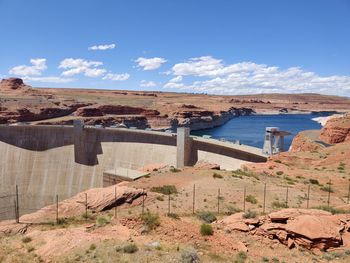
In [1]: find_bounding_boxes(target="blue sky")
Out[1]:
[1,0,350,95]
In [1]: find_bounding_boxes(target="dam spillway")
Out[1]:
[0,123,267,219]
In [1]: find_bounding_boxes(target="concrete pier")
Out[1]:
[176,127,192,168]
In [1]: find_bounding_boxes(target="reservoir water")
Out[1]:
[192,114,328,150]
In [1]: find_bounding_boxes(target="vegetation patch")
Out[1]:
[245,194,258,204]
[234,251,247,263]
[140,211,160,231]
[169,166,181,173]
[309,178,320,185]
[22,236,32,243]
[271,200,288,209]
[116,243,139,254]
[233,169,259,180]
[197,211,217,223]
[200,223,213,236]
[212,172,223,179]
[96,216,111,227]
[314,205,348,214]
[276,171,284,176]
[180,247,200,263]
[167,212,180,220]
[226,205,242,215]
[151,185,178,195]
[243,209,257,219]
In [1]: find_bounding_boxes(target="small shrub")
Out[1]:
[212,172,223,179]
[233,169,259,180]
[151,185,178,195]
[309,178,320,185]
[200,223,213,236]
[320,185,334,193]
[314,205,348,214]
[262,257,269,262]
[276,171,284,176]
[274,160,282,164]
[234,251,247,263]
[57,218,67,225]
[243,209,257,219]
[167,212,180,220]
[96,216,110,227]
[271,200,288,209]
[22,236,32,243]
[122,243,138,254]
[170,166,181,173]
[245,195,258,204]
[180,247,200,263]
[156,195,164,201]
[27,246,35,253]
[89,244,96,250]
[197,211,217,223]
[140,211,160,231]
[226,205,242,215]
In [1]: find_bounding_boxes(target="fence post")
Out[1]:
[263,183,266,214]
[13,199,17,223]
[168,192,171,215]
[15,185,19,223]
[192,184,196,214]
[307,184,310,209]
[217,188,220,214]
[142,188,145,215]
[85,193,88,219]
[327,179,331,207]
[243,187,246,212]
[285,186,289,207]
[56,194,59,224]
[114,186,118,218]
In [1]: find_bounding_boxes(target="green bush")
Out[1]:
[170,166,181,173]
[245,195,258,204]
[320,185,334,193]
[233,169,259,180]
[309,178,320,185]
[181,248,200,263]
[89,244,96,250]
[212,172,223,179]
[234,251,247,263]
[151,185,178,195]
[121,243,138,254]
[22,236,32,243]
[167,212,180,220]
[226,205,242,215]
[197,211,217,223]
[96,216,110,227]
[140,211,160,230]
[200,223,213,236]
[243,209,257,219]
[314,205,348,215]
[271,200,288,209]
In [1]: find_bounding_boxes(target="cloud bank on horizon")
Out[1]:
[5,46,350,96]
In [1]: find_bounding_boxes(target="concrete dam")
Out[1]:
[0,123,267,219]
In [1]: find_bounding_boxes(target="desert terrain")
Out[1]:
[0,114,350,262]
[1,78,350,130]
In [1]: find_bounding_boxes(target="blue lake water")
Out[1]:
[191,114,328,149]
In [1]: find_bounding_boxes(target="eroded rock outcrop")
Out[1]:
[320,114,350,144]
[0,78,30,91]
[76,104,160,117]
[217,208,350,251]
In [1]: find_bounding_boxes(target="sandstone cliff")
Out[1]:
[319,114,350,144]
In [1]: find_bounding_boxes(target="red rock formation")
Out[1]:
[320,114,350,144]
[76,105,160,117]
[0,78,30,91]
[289,132,325,152]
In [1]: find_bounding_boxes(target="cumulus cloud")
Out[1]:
[88,43,116,51]
[164,56,350,95]
[140,80,156,87]
[24,76,75,83]
[9,58,47,76]
[59,58,105,77]
[103,73,130,81]
[135,57,167,70]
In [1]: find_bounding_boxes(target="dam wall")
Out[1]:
[0,124,266,219]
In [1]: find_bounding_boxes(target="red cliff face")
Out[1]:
[75,105,160,117]
[319,115,350,144]
[0,78,30,91]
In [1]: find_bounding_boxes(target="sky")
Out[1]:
[1,0,350,96]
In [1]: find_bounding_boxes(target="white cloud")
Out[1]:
[88,43,116,51]
[135,57,167,70]
[9,58,47,76]
[164,56,350,95]
[23,76,75,83]
[169,75,182,83]
[103,73,130,81]
[59,58,105,77]
[140,80,156,87]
